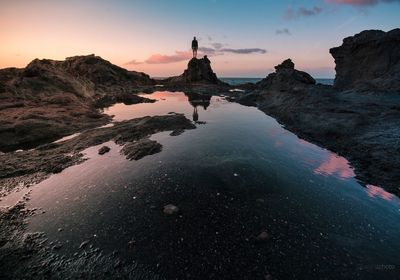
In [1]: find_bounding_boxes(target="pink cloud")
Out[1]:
[124,59,143,65]
[145,51,192,64]
[139,45,267,65]
[314,154,355,179]
[326,0,399,6]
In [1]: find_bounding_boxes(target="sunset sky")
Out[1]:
[1,0,399,78]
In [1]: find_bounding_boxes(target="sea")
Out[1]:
[154,77,334,86]
[219,77,334,86]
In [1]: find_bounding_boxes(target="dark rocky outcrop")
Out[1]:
[0,55,156,152]
[236,49,400,196]
[98,146,110,155]
[330,29,400,91]
[121,138,162,160]
[12,54,155,99]
[256,59,315,91]
[165,56,227,85]
[238,59,316,106]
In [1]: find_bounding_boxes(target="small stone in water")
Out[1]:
[98,146,111,155]
[163,204,179,215]
[256,231,271,241]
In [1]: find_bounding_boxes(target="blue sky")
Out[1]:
[1,0,399,77]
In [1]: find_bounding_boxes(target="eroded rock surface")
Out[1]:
[0,55,156,152]
[330,29,400,91]
[121,139,162,160]
[165,56,227,86]
[256,59,315,91]
[98,146,111,155]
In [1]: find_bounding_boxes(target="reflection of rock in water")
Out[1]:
[184,92,211,122]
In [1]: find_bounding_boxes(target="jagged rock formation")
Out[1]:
[236,36,400,196]
[0,54,154,100]
[0,55,155,151]
[256,59,315,91]
[165,56,225,85]
[330,29,400,91]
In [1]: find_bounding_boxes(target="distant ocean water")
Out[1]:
[153,77,334,86]
[219,77,334,86]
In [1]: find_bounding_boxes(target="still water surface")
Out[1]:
[23,91,399,278]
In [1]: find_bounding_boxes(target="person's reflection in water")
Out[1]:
[192,107,198,122]
[185,92,211,123]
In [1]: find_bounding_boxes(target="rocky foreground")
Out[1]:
[0,54,156,152]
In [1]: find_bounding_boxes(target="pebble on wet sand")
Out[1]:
[163,204,179,215]
[256,231,271,242]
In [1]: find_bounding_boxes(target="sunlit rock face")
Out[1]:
[256,59,316,91]
[18,54,155,98]
[166,56,225,85]
[330,28,400,92]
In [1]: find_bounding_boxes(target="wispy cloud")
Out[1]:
[326,0,399,6]
[144,51,192,64]
[299,6,322,16]
[211,42,224,49]
[198,47,217,54]
[276,28,291,35]
[220,48,267,54]
[199,46,267,55]
[127,45,267,65]
[124,59,143,65]
[284,6,322,20]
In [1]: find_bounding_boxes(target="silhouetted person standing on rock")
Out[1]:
[192,36,198,58]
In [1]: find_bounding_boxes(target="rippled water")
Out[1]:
[18,91,400,279]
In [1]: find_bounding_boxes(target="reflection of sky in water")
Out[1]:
[314,154,354,179]
[53,133,81,143]
[367,184,396,202]
[11,91,399,274]
[103,91,215,123]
